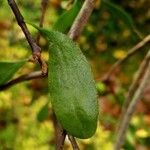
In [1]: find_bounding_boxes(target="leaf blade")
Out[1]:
[37,103,49,122]
[53,0,82,33]
[31,25,99,138]
[0,60,26,85]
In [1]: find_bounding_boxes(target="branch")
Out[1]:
[36,0,48,44]
[7,0,48,74]
[116,49,150,131]
[114,50,150,150]
[52,113,67,150]
[68,0,95,40]
[0,71,46,91]
[103,34,150,81]
[8,0,41,59]
[68,135,80,150]
[56,125,66,150]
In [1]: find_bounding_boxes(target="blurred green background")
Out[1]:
[0,0,150,149]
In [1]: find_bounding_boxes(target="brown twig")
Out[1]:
[114,50,150,150]
[68,135,80,150]
[36,0,48,44]
[8,0,41,60]
[68,0,96,40]
[0,71,46,91]
[116,49,150,131]
[103,34,150,81]
[52,113,67,150]
[8,0,48,75]
[56,125,66,150]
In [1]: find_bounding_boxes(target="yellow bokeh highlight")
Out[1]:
[136,129,149,138]
[113,50,127,59]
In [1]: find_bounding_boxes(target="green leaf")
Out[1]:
[53,0,82,33]
[37,103,49,122]
[96,82,106,94]
[0,60,26,85]
[32,25,99,139]
[102,0,142,38]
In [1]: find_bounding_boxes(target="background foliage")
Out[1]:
[0,0,150,149]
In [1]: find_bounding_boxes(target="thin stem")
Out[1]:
[114,50,150,150]
[8,0,48,75]
[0,71,45,91]
[8,0,41,59]
[52,113,66,150]
[103,34,150,81]
[68,135,80,150]
[36,0,48,44]
[56,125,66,150]
[68,0,96,40]
[117,51,150,131]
